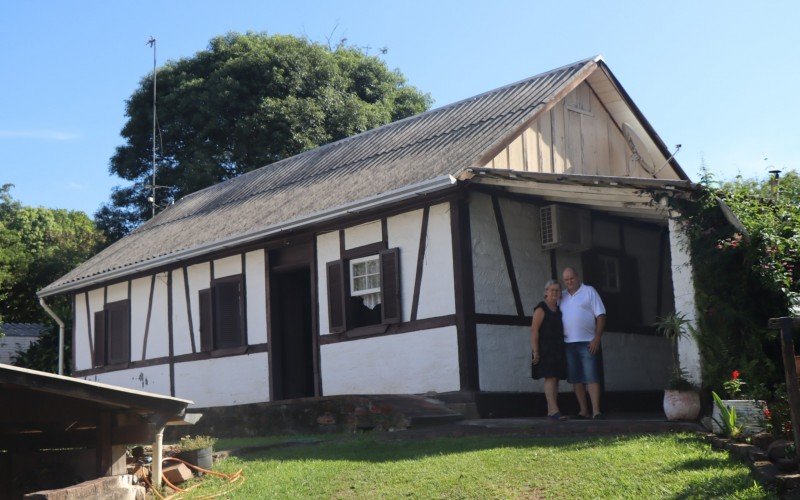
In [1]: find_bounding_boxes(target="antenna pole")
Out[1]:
[147,36,157,218]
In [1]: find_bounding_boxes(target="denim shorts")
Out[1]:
[565,342,601,384]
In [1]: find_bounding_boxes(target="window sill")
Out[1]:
[345,324,389,339]
[210,345,248,357]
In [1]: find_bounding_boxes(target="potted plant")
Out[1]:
[176,435,216,470]
[710,370,766,436]
[655,312,701,421]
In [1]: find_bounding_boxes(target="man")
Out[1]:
[560,267,606,419]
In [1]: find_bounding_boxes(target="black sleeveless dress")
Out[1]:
[531,301,567,380]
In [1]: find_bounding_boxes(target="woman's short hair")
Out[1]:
[544,279,561,293]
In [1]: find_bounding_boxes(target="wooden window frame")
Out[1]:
[327,242,401,337]
[199,274,247,355]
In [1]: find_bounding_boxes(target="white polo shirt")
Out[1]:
[561,284,606,343]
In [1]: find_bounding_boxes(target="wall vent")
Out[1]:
[539,205,592,251]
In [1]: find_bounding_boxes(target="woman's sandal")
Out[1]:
[547,412,567,421]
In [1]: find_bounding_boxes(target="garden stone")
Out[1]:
[775,458,798,473]
[768,439,790,461]
[751,432,775,450]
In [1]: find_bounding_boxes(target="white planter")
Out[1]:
[663,389,701,421]
[711,399,766,435]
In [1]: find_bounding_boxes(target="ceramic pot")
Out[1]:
[663,389,701,421]
[711,399,766,435]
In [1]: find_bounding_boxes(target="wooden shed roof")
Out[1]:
[40,56,686,297]
[0,364,191,451]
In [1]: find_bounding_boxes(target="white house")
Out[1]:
[39,56,701,414]
[0,323,46,365]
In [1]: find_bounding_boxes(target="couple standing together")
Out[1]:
[531,267,606,421]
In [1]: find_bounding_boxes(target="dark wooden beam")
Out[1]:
[410,206,430,322]
[492,195,524,317]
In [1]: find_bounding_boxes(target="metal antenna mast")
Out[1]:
[147,36,157,218]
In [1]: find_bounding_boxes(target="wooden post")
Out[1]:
[772,317,800,462]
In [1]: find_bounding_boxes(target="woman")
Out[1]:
[531,279,568,420]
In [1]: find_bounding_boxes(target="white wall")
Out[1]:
[602,332,671,390]
[669,218,702,385]
[321,327,460,394]
[477,324,672,392]
[471,193,516,315]
[174,353,270,407]
[387,209,424,322]
[83,364,171,398]
[147,273,170,359]
[106,282,128,303]
[245,250,268,344]
[415,203,456,318]
[0,336,39,365]
[316,230,341,336]
[171,268,192,356]
[130,277,151,362]
[213,255,241,279]
[186,263,211,351]
[345,220,382,249]
[499,197,551,315]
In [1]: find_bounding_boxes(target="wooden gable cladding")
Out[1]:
[485,80,680,180]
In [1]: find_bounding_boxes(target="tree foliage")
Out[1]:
[0,184,106,372]
[665,169,800,393]
[96,32,432,240]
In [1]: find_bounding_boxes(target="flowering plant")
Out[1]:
[722,370,746,399]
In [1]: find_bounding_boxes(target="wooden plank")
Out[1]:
[581,113,598,175]
[410,206,430,322]
[521,127,530,172]
[552,102,566,173]
[141,275,155,360]
[182,266,197,354]
[508,136,524,171]
[450,198,479,391]
[565,104,583,174]
[769,317,800,329]
[608,119,628,176]
[492,196,524,317]
[590,91,611,175]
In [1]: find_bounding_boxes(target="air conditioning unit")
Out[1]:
[539,205,592,251]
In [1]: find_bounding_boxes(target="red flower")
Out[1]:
[764,409,772,419]
[732,370,740,380]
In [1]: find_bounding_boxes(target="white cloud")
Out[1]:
[0,130,79,140]
[66,181,84,190]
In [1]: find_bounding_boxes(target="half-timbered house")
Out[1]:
[39,56,702,414]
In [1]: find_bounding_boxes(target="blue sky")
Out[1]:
[2,1,797,216]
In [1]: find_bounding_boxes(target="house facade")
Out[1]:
[40,56,701,412]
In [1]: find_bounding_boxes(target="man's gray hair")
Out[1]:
[562,266,579,277]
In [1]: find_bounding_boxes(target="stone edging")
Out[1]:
[700,431,800,495]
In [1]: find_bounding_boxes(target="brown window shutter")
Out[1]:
[326,260,347,333]
[94,310,105,366]
[106,300,130,364]
[199,288,213,352]
[214,279,243,349]
[380,248,401,324]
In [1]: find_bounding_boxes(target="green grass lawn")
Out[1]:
[180,433,772,499]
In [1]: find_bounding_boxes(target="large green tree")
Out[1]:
[0,184,106,372]
[96,32,432,240]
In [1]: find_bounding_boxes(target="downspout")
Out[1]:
[39,298,65,375]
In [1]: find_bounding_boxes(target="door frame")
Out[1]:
[266,239,321,401]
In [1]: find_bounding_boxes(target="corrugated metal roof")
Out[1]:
[41,56,621,296]
[0,323,47,338]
